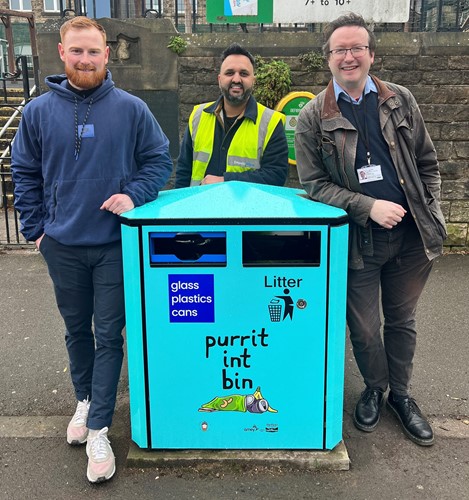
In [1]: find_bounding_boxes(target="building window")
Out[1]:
[9,0,32,10]
[44,0,60,12]
[177,0,197,14]
[146,0,162,9]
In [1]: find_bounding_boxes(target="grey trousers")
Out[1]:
[346,218,434,396]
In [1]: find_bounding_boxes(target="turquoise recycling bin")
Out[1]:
[120,182,348,451]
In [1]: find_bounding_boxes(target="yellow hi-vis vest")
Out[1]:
[189,101,285,186]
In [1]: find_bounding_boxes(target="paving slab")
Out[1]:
[126,440,350,471]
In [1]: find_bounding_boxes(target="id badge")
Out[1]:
[78,124,95,138]
[357,164,383,184]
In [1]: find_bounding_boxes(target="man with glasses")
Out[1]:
[295,13,446,446]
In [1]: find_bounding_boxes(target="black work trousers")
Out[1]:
[346,218,433,396]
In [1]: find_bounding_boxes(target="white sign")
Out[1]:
[226,0,258,16]
[273,0,411,24]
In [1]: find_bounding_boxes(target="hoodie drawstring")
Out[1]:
[74,97,93,160]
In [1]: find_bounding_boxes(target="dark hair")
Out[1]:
[322,12,376,58]
[220,43,255,69]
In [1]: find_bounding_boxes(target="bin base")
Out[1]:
[126,440,350,471]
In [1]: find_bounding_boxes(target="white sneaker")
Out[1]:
[86,427,116,483]
[67,398,90,445]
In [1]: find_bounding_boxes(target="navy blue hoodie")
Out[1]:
[12,70,172,245]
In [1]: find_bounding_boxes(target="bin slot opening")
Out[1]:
[149,232,227,267]
[242,231,321,267]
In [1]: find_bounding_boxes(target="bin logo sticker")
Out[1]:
[201,327,280,434]
[269,288,294,321]
[264,275,307,322]
[268,288,307,322]
[168,274,214,323]
[199,386,277,413]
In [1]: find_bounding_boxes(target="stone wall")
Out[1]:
[36,21,469,251]
[38,18,182,158]
[178,31,469,251]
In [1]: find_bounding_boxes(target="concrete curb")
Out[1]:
[126,440,350,471]
[0,416,349,471]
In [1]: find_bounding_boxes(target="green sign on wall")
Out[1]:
[275,92,316,166]
[207,0,273,23]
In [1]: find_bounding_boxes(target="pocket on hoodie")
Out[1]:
[49,177,123,234]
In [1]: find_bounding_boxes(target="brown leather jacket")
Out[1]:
[295,75,446,269]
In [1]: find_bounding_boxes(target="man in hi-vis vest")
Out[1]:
[175,43,289,188]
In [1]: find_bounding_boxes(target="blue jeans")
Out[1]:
[347,218,433,396]
[40,235,125,429]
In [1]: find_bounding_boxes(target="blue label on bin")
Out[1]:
[168,274,215,323]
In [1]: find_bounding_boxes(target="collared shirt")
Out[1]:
[333,76,377,105]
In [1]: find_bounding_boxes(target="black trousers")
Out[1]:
[347,219,433,396]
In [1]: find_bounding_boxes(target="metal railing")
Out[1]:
[0,83,36,246]
[59,0,88,17]
[58,1,469,32]
[59,0,469,33]
[0,10,41,246]
[0,159,27,246]
[0,58,37,246]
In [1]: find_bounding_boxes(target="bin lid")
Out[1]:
[120,182,348,226]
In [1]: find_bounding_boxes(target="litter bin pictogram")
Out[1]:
[268,299,282,322]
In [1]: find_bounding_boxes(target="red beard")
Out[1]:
[66,64,106,90]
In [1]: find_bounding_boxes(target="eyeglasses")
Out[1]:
[329,46,369,59]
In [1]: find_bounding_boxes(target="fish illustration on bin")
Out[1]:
[199,386,277,413]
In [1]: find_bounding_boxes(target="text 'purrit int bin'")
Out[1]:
[120,182,349,451]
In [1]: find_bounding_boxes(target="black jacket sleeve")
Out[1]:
[174,126,193,188]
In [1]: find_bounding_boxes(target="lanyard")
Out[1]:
[350,91,372,165]
[74,98,93,161]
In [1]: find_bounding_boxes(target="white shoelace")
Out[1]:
[72,399,90,425]
[88,427,111,461]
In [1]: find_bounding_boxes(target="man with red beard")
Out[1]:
[175,43,289,187]
[12,17,172,483]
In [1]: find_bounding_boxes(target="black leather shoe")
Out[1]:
[353,388,384,432]
[387,393,434,446]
